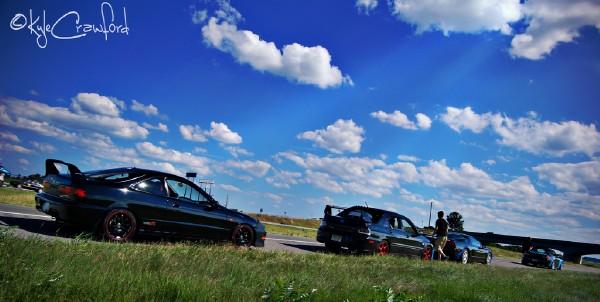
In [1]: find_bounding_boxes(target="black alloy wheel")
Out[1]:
[232,224,254,247]
[103,209,137,242]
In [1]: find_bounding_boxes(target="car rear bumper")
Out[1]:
[35,192,104,228]
[317,227,376,253]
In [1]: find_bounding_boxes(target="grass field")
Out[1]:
[1,229,599,302]
[264,223,317,238]
[249,213,320,229]
[0,187,36,207]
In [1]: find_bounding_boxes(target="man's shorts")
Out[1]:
[435,236,448,251]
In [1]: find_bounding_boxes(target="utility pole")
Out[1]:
[428,201,433,227]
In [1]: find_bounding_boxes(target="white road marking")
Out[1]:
[266,237,323,245]
[0,211,53,220]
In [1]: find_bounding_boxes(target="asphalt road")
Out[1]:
[1,203,599,274]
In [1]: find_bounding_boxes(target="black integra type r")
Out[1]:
[317,205,433,259]
[35,159,266,246]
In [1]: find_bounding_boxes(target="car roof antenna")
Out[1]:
[364,201,369,208]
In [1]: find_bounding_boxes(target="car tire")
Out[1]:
[461,250,469,264]
[102,209,137,242]
[377,240,390,256]
[485,253,492,265]
[232,224,254,247]
[325,242,341,254]
[422,245,433,261]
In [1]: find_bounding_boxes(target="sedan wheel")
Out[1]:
[232,224,254,247]
[485,253,492,265]
[422,245,433,261]
[377,240,390,256]
[103,209,137,242]
[461,250,469,264]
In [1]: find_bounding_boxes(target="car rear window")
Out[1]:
[86,172,142,182]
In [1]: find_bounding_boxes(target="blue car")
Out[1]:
[522,247,564,270]
[439,232,493,264]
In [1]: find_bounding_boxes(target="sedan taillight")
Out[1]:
[59,185,87,200]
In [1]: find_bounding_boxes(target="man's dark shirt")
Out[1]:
[435,218,448,236]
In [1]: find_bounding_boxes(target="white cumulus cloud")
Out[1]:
[131,100,159,116]
[356,0,378,14]
[391,0,522,35]
[179,122,242,144]
[202,17,351,89]
[534,160,600,195]
[371,110,431,130]
[510,0,600,60]
[71,93,123,117]
[441,106,600,157]
[298,119,365,154]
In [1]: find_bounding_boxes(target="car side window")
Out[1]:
[165,179,207,203]
[388,217,400,229]
[399,218,416,235]
[133,177,166,196]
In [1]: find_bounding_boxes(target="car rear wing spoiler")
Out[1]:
[45,159,83,177]
[324,204,347,217]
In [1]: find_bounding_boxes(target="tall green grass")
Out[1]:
[0,187,36,207]
[1,229,598,301]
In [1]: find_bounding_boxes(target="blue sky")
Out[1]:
[1,0,599,243]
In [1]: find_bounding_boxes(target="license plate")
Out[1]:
[331,234,342,242]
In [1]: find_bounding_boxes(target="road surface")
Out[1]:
[1,203,598,274]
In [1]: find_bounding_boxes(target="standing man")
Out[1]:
[434,211,449,260]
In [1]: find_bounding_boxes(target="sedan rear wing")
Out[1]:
[324,204,346,217]
[45,159,83,177]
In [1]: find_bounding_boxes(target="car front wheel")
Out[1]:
[103,209,137,242]
[232,224,254,247]
[485,253,492,265]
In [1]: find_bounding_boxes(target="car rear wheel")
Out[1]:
[461,250,469,264]
[103,209,137,242]
[232,224,254,247]
[377,240,390,256]
[422,245,433,261]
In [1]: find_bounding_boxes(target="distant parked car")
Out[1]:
[35,159,266,246]
[441,232,493,264]
[317,205,433,259]
[522,247,564,270]
[22,180,43,192]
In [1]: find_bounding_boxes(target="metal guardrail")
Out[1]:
[261,221,318,231]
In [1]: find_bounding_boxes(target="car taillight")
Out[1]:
[58,185,86,200]
[74,188,86,199]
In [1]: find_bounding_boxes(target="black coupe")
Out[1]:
[317,205,433,259]
[35,159,266,246]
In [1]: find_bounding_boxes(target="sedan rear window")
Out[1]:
[133,178,166,196]
[87,172,142,182]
